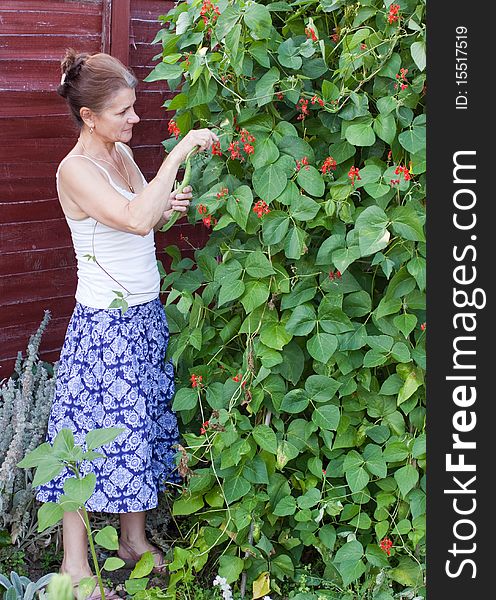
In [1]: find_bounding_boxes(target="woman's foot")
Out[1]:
[117,537,167,574]
[60,564,119,599]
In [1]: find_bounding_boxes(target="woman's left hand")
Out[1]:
[160,186,193,226]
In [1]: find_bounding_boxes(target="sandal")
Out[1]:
[117,538,167,575]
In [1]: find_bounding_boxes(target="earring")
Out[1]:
[89,126,94,134]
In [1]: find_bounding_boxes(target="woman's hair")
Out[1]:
[57,48,138,126]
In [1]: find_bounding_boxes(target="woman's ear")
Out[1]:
[80,106,94,129]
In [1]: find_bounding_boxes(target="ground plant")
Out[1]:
[145,0,426,598]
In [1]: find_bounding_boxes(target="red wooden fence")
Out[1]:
[0,0,205,378]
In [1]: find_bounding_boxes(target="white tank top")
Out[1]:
[56,143,160,309]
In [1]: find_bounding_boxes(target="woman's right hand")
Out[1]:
[169,128,219,164]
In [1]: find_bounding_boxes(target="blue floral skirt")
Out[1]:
[36,297,181,513]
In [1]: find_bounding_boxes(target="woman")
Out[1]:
[35,48,218,598]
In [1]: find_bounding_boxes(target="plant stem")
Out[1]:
[81,508,105,600]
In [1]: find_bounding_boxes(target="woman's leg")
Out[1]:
[119,511,163,566]
[60,510,93,582]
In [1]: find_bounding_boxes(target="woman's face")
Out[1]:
[92,87,140,143]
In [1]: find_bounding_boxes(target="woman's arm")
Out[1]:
[58,129,217,236]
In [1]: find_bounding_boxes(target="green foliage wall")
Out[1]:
[147,1,426,598]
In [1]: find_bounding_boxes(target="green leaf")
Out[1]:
[252,425,278,454]
[63,473,96,505]
[255,66,279,106]
[284,225,307,259]
[173,494,205,515]
[312,405,340,431]
[172,387,198,411]
[187,74,218,108]
[390,205,425,242]
[32,459,65,488]
[355,206,389,256]
[227,185,253,230]
[393,314,418,338]
[398,126,426,154]
[85,427,125,451]
[389,557,424,587]
[253,164,287,202]
[344,451,369,492]
[218,279,245,307]
[273,495,297,516]
[410,40,426,71]
[244,2,273,39]
[407,256,426,291]
[94,526,119,551]
[17,442,53,469]
[219,556,244,585]
[307,332,338,363]
[296,166,325,197]
[285,304,317,336]
[394,464,419,498]
[144,61,183,83]
[223,473,251,503]
[373,113,396,144]
[332,246,361,272]
[259,322,293,350]
[280,389,309,413]
[130,551,155,579]
[251,136,280,169]
[262,211,290,245]
[37,502,64,532]
[335,539,363,563]
[290,195,321,221]
[241,281,270,313]
[305,375,341,402]
[345,120,376,146]
[103,557,125,572]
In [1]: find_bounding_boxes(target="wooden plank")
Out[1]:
[0,267,77,305]
[0,34,101,60]
[0,163,62,180]
[0,139,74,163]
[0,316,71,374]
[0,60,67,92]
[1,198,63,223]
[0,218,72,252]
[0,91,66,118]
[111,0,130,65]
[0,117,77,140]
[0,179,57,202]
[0,11,102,35]
[130,0,174,20]
[0,1,102,12]
[102,0,112,54]
[0,296,75,328]
[0,248,75,277]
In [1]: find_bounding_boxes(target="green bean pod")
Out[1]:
[160,146,198,232]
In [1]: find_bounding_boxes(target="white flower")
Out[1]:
[263,596,272,600]
[213,576,228,587]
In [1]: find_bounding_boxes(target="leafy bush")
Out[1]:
[148,1,426,598]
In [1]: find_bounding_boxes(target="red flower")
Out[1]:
[348,166,361,186]
[240,129,256,144]
[305,27,318,42]
[200,420,210,435]
[211,141,222,156]
[360,43,367,50]
[216,187,229,199]
[232,374,241,382]
[244,143,255,155]
[322,469,327,475]
[311,95,325,107]
[253,200,270,218]
[202,215,212,228]
[421,322,426,331]
[387,4,400,24]
[197,204,208,214]
[297,98,309,120]
[168,119,180,139]
[380,537,393,556]
[228,140,242,160]
[191,374,203,388]
[296,156,310,171]
[329,270,341,280]
[276,92,284,101]
[321,156,337,174]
